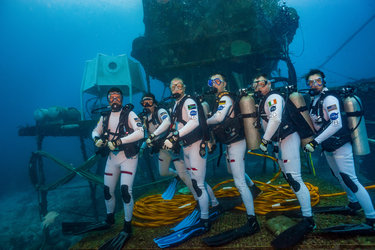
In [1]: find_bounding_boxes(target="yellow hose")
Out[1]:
[132,151,375,227]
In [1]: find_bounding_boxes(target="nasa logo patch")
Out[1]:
[270,106,276,112]
[136,122,142,127]
[190,110,197,116]
[330,112,339,120]
[218,105,224,111]
[161,114,168,120]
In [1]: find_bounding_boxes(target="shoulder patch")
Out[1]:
[270,106,276,112]
[134,117,140,122]
[136,122,142,127]
[330,112,339,120]
[327,104,337,112]
[188,104,197,110]
[161,114,168,120]
[190,110,197,116]
[160,111,167,116]
[268,99,277,107]
[218,100,226,105]
[218,105,224,111]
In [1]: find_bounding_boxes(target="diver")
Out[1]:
[92,87,144,249]
[140,92,197,200]
[202,74,259,246]
[253,73,314,248]
[304,69,375,228]
[154,77,221,248]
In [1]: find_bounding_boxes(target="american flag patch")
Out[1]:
[188,104,196,110]
[268,99,277,107]
[327,104,337,111]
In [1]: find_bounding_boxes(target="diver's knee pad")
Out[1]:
[286,173,301,192]
[121,185,131,203]
[340,172,359,193]
[104,185,112,200]
[192,179,202,197]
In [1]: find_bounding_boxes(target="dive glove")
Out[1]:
[108,138,122,151]
[163,131,179,150]
[146,133,156,147]
[94,136,105,147]
[304,140,318,153]
[260,138,269,153]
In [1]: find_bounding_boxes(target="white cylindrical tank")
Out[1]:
[344,96,370,155]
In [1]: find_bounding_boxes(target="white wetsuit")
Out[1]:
[310,88,375,219]
[145,107,196,198]
[207,94,255,216]
[261,92,312,217]
[92,109,144,222]
[172,95,218,219]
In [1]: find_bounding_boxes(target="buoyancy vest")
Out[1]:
[310,91,351,152]
[211,91,245,144]
[259,90,295,142]
[172,95,209,147]
[102,105,141,157]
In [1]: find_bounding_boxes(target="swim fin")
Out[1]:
[162,177,180,200]
[154,219,210,248]
[319,223,374,235]
[98,231,131,250]
[266,205,358,220]
[61,221,112,235]
[171,207,200,231]
[203,215,260,246]
[271,217,315,248]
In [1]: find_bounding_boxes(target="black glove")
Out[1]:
[146,133,155,147]
[304,139,318,153]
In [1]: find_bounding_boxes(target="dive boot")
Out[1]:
[203,215,260,246]
[99,220,132,250]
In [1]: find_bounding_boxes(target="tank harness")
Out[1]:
[102,105,141,158]
[310,90,351,152]
[171,95,209,147]
[258,90,295,142]
[211,91,245,145]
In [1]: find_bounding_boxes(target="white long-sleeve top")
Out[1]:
[172,95,199,137]
[92,110,144,144]
[261,93,284,141]
[146,108,171,137]
[309,88,343,144]
[207,95,234,125]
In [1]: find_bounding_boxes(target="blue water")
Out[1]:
[0,0,374,198]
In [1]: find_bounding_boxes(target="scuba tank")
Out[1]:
[239,92,260,150]
[288,92,316,147]
[342,87,370,155]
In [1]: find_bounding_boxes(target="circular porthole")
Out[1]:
[108,61,117,71]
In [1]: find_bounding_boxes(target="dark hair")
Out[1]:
[142,92,157,102]
[253,72,269,81]
[107,87,123,96]
[305,69,325,82]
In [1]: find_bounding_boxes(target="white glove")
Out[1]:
[146,133,155,147]
[259,138,269,153]
[94,137,105,147]
[163,138,173,150]
[303,140,317,153]
[108,141,116,151]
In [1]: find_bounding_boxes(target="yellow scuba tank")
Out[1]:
[288,92,316,147]
[343,95,370,155]
[239,94,260,150]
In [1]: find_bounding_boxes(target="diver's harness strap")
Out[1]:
[172,95,206,147]
[211,92,244,145]
[102,105,141,158]
[258,90,295,142]
[310,91,351,152]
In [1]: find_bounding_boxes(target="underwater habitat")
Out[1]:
[1,0,375,249]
